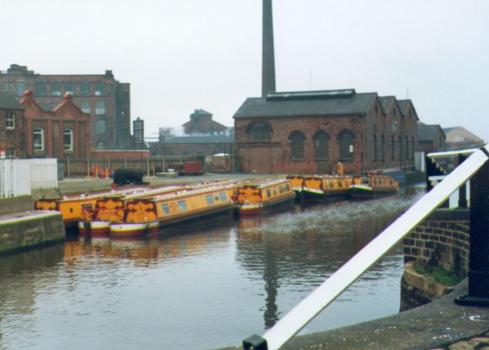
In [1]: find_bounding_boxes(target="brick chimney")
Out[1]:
[262,0,276,97]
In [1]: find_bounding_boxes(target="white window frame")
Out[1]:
[80,101,91,114]
[64,128,74,152]
[33,128,45,151]
[6,112,15,129]
[95,101,106,115]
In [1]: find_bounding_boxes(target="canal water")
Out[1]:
[0,187,422,350]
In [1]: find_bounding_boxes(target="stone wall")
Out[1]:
[403,209,469,275]
[402,208,469,309]
[0,211,65,255]
[0,195,33,215]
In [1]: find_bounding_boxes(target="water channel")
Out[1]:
[0,187,423,350]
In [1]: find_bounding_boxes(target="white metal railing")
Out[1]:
[245,145,489,350]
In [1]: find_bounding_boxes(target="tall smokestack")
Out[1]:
[262,0,276,97]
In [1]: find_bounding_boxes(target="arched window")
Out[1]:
[373,135,377,161]
[313,130,330,160]
[289,131,306,161]
[337,129,355,161]
[247,121,272,141]
[381,135,385,162]
[391,136,395,161]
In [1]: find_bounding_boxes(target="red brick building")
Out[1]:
[0,94,25,157]
[234,89,418,174]
[417,123,446,153]
[183,109,228,135]
[20,90,91,159]
[0,64,131,149]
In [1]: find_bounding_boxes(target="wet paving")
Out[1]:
[0,187,423,350]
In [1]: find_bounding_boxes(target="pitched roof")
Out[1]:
[0,94,23,109]
[443,126,485,144]
[234,89,378,118]
[397,99,419,120]
[417,123,445,142]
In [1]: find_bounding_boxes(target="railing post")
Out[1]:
[458,154,468,208]
[425,154,434,192]
[455,159,489,306]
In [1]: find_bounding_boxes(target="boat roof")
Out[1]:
[57,186,148,202]
[149,183,237,202]
[239,178,290,189]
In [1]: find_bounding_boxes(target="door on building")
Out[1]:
[316,160,331,174]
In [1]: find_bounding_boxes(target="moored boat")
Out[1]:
[286,175,304,196]
[79,185,185,236]
[349,174,399,199]
[234,178,295,216]
[35,186,147,230]
[110,183,237,237]
[301,175,354,202]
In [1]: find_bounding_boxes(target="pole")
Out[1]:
[455,158,489,306]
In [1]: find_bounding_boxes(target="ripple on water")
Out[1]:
[0,187,423,350]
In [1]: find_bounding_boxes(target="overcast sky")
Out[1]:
[1,0,488,141]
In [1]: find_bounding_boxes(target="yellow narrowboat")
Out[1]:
[349,174,399,199]
[301,175,355,202]
[34,186,147,229]
[286,175,304,195]
[110,183,237,237]
[78,185,186,236]
[234,178,295,215]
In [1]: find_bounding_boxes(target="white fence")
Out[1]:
[30,159,58,191]
[0,159,58,198]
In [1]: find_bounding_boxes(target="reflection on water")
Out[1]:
[0,188,423,350]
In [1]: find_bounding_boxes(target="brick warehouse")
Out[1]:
[0,94,26,157]
[20,90,91,159]
[234,89,418,174]
[0,64,130,149]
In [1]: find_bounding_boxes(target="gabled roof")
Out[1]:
[443,126,485,144]
[397,99,419,120]
[0,94,23,109]
[417,122,445,142]
[182,109,227,133]
[234,89,378,118]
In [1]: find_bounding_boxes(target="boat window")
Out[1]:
[219,192,227,201]
[285,184,290,191]
[161,203,170,214]
[178,200,187,211]
[266,189,271,198]
[206,195,214,205]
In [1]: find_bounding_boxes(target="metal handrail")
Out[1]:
[427,148,478,159]
[244,145,489,350]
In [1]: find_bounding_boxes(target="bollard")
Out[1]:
[455,157,489,306]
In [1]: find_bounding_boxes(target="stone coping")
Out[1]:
[218,280,489,350]
[430,208,469,221]
[404,261,454,300]
[0,210,60,226]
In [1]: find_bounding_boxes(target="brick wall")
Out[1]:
[403,209,470,276]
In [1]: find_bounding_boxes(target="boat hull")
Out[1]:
[349,185,398,199]
[237,193,295,216]
[110,222,159,237]
[78,220,110,236]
